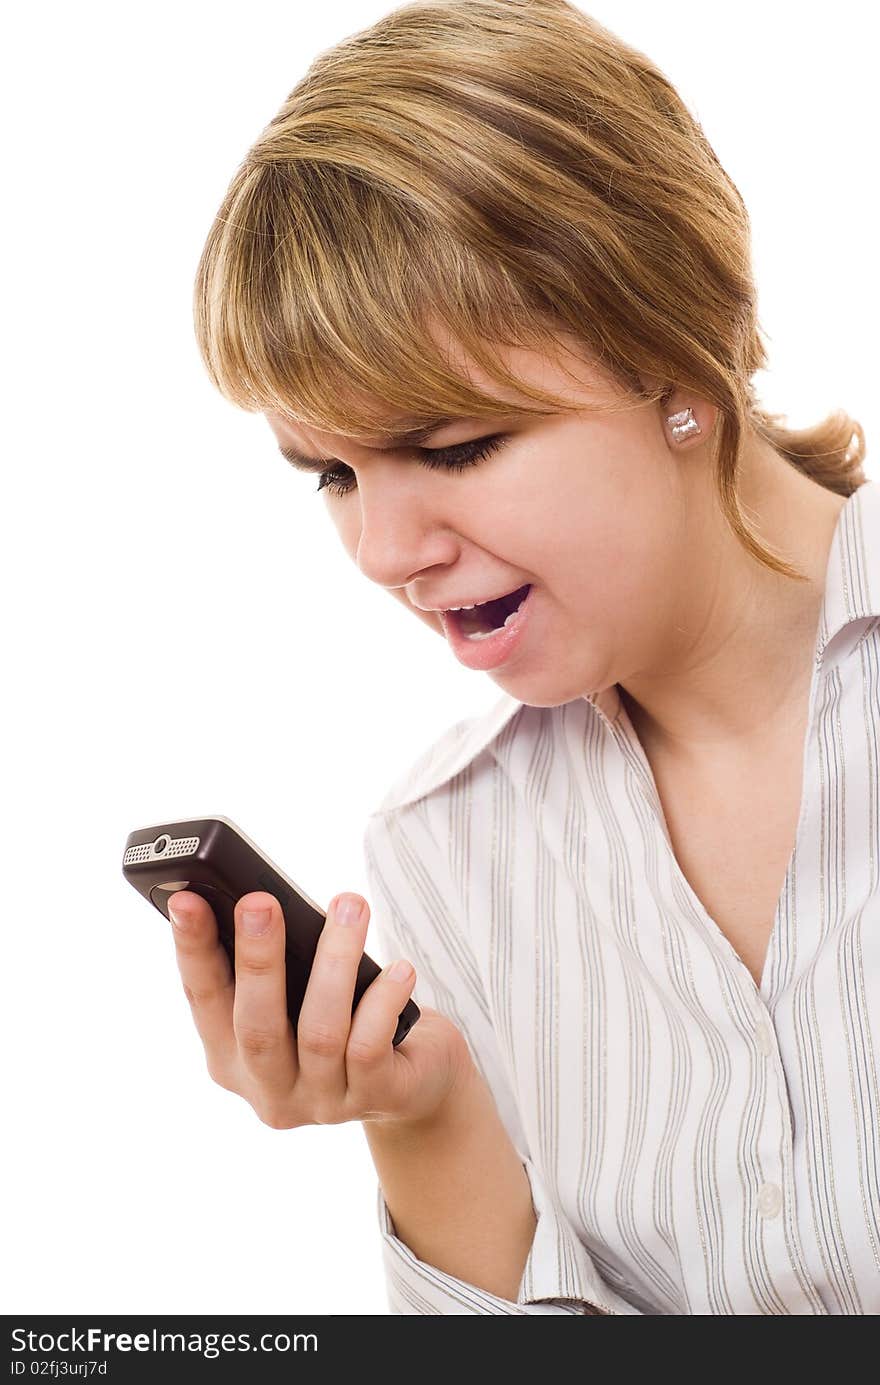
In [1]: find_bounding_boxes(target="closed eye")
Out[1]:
[313,434,507,498]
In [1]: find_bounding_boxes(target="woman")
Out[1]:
[174,0,876,1313]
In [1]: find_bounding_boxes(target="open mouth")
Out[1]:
[448,583,532,639]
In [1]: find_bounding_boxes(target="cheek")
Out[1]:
[545,504,673,618]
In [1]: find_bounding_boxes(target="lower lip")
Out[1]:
[440,585,535,671]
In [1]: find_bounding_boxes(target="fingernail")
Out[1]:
[169,908,189,930]
[334,894,363,927]
[388,959,413,982]
[241,907,271,935]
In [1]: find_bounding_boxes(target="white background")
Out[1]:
[3,0,876,1316]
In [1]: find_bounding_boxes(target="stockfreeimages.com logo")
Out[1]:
[10,1326,316,1361]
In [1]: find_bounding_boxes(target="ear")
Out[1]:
[659,393,718,451]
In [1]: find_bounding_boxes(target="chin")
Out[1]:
[487,668,591,709]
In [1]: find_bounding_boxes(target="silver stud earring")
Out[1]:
[667,407,701,442]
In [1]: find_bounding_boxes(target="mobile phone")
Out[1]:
[121,814,420,1047]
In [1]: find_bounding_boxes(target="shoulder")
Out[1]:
[367,690,527,818]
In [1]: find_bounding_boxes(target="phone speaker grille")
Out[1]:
[123,835,200,865]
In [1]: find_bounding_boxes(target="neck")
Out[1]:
[615,440,847,757]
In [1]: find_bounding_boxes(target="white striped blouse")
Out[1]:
[361,477,880,1315]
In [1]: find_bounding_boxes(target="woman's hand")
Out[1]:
[164,888,473,1131]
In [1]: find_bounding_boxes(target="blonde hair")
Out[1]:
[193,0,867,582]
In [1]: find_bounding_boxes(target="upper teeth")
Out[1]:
[447,603,478,611]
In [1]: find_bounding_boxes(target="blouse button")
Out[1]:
[758,1182,783,1218]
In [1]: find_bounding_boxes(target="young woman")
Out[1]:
[173,0,877,1313]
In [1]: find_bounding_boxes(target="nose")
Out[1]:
[352,467,459,591]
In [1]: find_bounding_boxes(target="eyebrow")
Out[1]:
[277,418,474,472]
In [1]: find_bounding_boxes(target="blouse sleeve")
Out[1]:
[361,803,641,1316]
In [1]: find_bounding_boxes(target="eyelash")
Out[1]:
[314,434,507,497]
